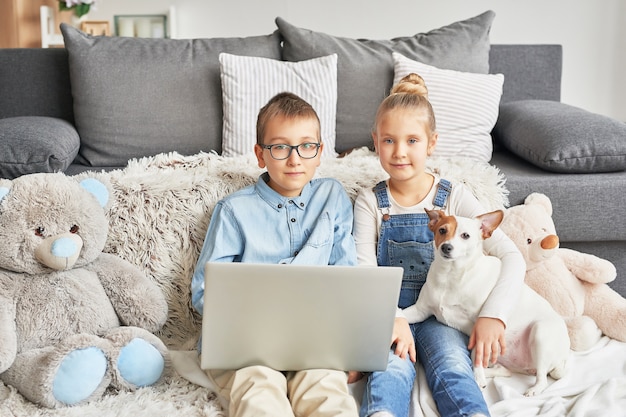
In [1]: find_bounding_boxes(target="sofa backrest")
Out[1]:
[0,43,562,145]
[489,44,562,103]
[0,48,74,122]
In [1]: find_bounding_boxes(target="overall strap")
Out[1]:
[432,179,452,209]
[373,180,391,221]
[373,180,390,209]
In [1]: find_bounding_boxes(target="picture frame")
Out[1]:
[114,14,168,38]
[80,21,111,36]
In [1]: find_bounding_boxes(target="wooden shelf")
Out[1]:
[0,0,71,48]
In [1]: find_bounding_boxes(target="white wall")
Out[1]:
[88,0,626,121]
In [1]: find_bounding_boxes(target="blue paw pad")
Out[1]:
[117,338,165,387]
[52,346,107,405]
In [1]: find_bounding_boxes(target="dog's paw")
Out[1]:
[483,364,512,378]
[524,379,548,397]
[473,367,488,390]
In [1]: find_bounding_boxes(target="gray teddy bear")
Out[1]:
[0,173,170,408]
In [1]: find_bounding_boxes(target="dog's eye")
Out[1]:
[527,238,532,245]
[461,232,470,240]
[438,227,447,235]
[35,227,45,237]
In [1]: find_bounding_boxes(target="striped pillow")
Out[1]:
[393,52,504,163]
[220,53,338,158]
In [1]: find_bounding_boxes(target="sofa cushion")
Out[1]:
[0,116,80,179]
[494,100,626,173]
[60,24,281,167]
[219,53,338,158]
[393,53,503,163]
[276,10,496,153]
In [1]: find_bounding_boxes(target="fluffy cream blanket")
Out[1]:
[105,147,509,352]
[1,148,511,416]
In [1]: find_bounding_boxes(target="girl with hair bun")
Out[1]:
[351,73,525,417]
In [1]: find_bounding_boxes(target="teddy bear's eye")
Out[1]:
[527,238,532,244]
[35,227,45,237]
[70,225,79,234]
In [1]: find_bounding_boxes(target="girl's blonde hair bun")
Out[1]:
[390,73,428,98]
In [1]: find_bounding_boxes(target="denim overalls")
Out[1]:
[359,179,491,417]
[374,179,450,308]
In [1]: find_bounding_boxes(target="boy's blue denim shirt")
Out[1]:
[191,172,357,314]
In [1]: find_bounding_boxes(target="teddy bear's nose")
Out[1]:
[51,237,78,258]
[34,233,84,271]
[540,235,559,250]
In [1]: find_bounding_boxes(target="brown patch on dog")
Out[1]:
[425,209,457,249]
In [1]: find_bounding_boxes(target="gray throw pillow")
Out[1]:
[494,100,626,173]
[0,116,80,179]
[60,24,281,167]
[276,10,496,153]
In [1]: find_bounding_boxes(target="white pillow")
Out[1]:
[392,52,504,163]
[220,52,338,158]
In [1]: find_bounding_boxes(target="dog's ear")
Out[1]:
[477,210,504,239]
[425,208,443,231]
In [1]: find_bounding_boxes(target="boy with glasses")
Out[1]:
[191,92,359,417]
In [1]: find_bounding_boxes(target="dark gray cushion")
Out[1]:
[60,24,281,166]
[0,116,80,179]
[276,10,496,153]
[494,100,626,173]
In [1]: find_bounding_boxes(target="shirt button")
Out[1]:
[288,200,294,204]
[278,204,283,208]
[290,218,296,222]
[300,202,304,207]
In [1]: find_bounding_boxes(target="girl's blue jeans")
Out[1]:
[360,316,490,417]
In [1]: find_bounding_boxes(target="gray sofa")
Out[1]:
[0,11,625,296]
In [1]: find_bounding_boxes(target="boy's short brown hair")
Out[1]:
[256,92,321,145]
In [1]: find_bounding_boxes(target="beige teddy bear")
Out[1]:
[0,173,169,408]
[499,192,626,351]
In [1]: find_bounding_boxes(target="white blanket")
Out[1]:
[171,337,626,417]
[413,337,626,417]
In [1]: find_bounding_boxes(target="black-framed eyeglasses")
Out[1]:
[260,142,321,160]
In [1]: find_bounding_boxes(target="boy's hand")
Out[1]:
[347,371,364,384]
[391,317,417,363]
[468,317,506,367]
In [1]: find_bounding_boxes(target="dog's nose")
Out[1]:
[441,243,453,255]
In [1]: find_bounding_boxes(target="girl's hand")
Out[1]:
[391,317,417,363]
[468,317,506,367]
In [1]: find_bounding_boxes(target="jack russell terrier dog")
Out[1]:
[403,209,570,396]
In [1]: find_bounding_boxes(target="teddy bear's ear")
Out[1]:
[0,177,12,204]
[0,186,9,203]
[79,178,109,208]
[524,192,552,216]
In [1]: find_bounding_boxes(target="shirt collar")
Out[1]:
[255,172,310,212]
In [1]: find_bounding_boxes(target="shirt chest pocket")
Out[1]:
[302,212,332,249]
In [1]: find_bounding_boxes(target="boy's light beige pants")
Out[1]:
[207,365,358,417]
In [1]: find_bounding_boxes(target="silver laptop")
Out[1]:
[200,262,403,372]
